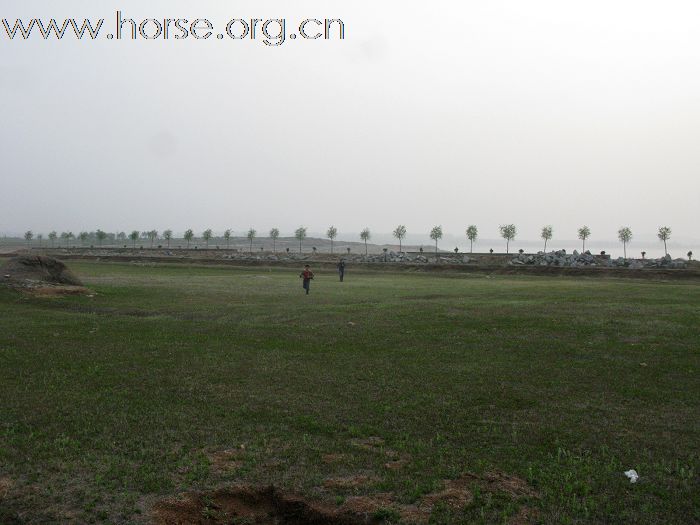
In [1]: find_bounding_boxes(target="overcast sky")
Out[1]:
[1,0,698,249]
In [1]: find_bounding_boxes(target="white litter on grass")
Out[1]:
[624,469,639,483]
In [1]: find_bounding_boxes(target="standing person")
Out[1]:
[299,264,314,295]
[337,259,346,282]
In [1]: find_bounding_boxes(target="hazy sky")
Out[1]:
[1,0,699,247]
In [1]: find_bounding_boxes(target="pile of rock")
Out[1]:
[338,252,470,264]
[41,247,473,265]
[624,254,687,269]
[510,250,601,267]
[219,251,470,265]
[511,250,687,269]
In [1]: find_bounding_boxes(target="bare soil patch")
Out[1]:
[473,471,539,499]
[420,476,475,510]
[419,471,537,508]
[342,493,394,514]
[349,437,385,451]
[151,486,368,524]
[151,471,538,525]
[322,453,347,464]
[22,285,93,297]
[323,475,376,490]
[383,459,409,470]
[508,506,540,525]
[414,471,538,521]
[348,437,410,470]
[0,476,13,497]
[343,494,428,523]
[208,449,245,473]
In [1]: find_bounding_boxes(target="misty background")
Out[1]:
[1,0,698,258]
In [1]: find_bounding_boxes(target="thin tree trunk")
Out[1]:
[664,240,667,255]
[470,240,473,253]
[544,239,547,252]
[365,241,367,255]
[506,240,509,254]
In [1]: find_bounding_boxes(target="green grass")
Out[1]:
[0,261,698,524]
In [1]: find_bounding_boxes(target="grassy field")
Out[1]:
[0,261,698,524]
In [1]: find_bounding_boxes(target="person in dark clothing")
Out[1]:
[337,260,346,282]
[300,264,314,294]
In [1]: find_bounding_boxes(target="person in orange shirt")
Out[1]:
[299,264,314,295]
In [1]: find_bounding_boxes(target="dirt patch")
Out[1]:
[349,437,385,451]
[0,476,13,497]
[420,476,474,510]
[343,493,395,515]
[474,471,539,499]
[420,471,537,506]
[415,471,538,521]
[208,449,245,473]
[344,494,427,524]
[323,475,376,490]
[342,493,394,515]
[22,285,92,297]
[383,459,409,470]
[322,453,347,464]
[349,438,405,463]
[151,486,367,524]
[508,506,539,525]
[151,471,538,525]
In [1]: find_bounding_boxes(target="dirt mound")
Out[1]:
[420,476,474,510]
[1,256,83,286]
[475,471,539,499]
[151,486,369,525]
[152,471,539,525]
[418,471,538,514]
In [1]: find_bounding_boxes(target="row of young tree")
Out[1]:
[21,225,683,258]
